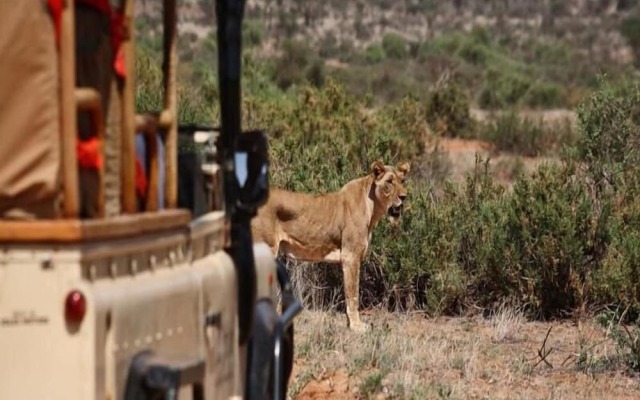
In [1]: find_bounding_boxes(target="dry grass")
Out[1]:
[286,259,345,312]
[490,303,525,343]
[288,310,640,400]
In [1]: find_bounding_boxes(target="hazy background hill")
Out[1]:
[136,0,640,108]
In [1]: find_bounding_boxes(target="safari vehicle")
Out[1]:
[0,0,299,399]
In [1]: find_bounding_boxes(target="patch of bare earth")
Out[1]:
[429,137,553,187]
[428,108,575,186]
[288,310,640,400]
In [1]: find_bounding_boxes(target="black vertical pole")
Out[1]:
[215,0,256,348]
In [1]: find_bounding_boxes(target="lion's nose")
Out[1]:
[399,194,407,202]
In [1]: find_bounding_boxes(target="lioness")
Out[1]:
[251,160,410,331]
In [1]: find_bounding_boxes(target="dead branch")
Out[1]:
[532,326,554,369]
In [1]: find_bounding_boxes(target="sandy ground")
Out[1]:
[420,108,577,187]
[288,310,640,400]
[428,136,557,188]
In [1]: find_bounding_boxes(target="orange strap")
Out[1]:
[47,0,126,78]
[77,137,103,170]
[77,137,147,201]
[109,7,126,78]
[76,0,127,78]
[47,0,63,48]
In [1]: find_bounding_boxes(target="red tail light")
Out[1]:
[65,290,86,324]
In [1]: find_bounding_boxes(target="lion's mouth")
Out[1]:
[388,205,402,218]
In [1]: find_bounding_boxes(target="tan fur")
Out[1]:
[251,160,410,331]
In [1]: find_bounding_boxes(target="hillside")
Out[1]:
[143,0,636,63]
[242,0,635,64]
[136,0,640,110]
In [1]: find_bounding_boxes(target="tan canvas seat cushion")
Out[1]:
[0,0,61,219]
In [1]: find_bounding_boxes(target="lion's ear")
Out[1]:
[396,161,411,177]
[371,160,386,179]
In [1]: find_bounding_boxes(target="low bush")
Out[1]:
[363,43,386,64]
[272,39,325,90]
[480,110,546,157]
[478,109,577,157]
[425,77,475,138]
[382,33,408,60]
[523,81,566,109]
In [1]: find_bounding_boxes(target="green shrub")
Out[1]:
[305,60,325,88]
[363,43,386,64]
[135,47,163,113]
[426,160,518,312]
[329,62,423,105]
[366,178,465,313]
[369,156,610,318]
[382,33,408,59]
[499,163,611,317]
[532,41,571,66]
[575,77,640,186]
[425,78,475,138]
[456,28,492,66]
[620,17,640,66]
[416,40,439,62]
[594,228,640,317]
[478,68,533,109]
[480,110,545,156]
[136,46,213,124]
[243,18,264,48]
[523,81,565,109]
[272,39,323,90]
[576,77,640,318]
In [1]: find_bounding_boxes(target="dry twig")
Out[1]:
[532,326,554,369]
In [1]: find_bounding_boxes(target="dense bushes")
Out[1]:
[242,79,432,191]
[577,79,640,320]
[272,39,325,90]
[620,16,640,67]
[255,76,640,322]
[135,24,640,322]
[363,157,612,319]
[238,69,640,321]
[325,27,590,108]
